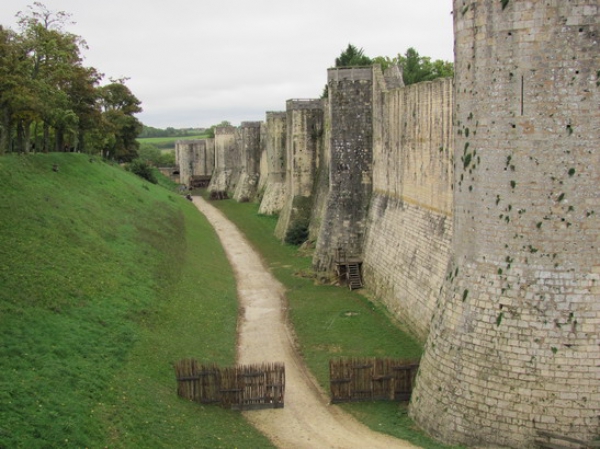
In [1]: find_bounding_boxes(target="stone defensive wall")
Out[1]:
[207,125,237,192]
[274,99,324,241]
[258,111,286,215]
[193,121,262,200]
[363,70,453,341]
[176,1,599,445]
[312,67,374,272]
[174,139,215,186]
[232,121,262,202]
[410,0,599,446]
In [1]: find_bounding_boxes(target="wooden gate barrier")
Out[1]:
[329,357,419,403]
[175,359,285,410]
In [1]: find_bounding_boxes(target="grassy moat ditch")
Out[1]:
[0,153,457,448]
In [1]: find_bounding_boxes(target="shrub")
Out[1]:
[285,221,309,246]
[126,159,158,184]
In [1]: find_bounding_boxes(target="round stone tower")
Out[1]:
[410,0,600,447]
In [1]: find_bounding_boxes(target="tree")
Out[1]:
[126,159,157,184]
[375,48,454,85]
[0,26,29,153]
[137,142,161,165]
[321,44,373,98]
[335,44,372,68]
[65,65,103,153]
[98,80,142,161]
[16,2,88,152]
[16,1,73,32]
[1,3,143,157]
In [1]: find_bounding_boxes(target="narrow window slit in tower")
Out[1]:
[520,76,524,116]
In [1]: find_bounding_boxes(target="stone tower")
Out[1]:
[209,125,237,193]
[313,67,373,271]
[175,139,214,187]
[258,111,287,215]
[233,121,262,201]
[410,0,600,447]
[275,99,323,241]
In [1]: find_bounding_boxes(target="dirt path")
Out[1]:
[192,197,418,449]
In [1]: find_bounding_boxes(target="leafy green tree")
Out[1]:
[1,3,143,157]
[0,24,40,153]
[66,65,102,153]
[374,48,454,85]
[137,142,161,164]
[335,44,372,67]
[321,44,373,99]
[16,3,88,152]
[126,159,157,184]
[371,55,395,71]
[158,150,175,166]
[98,80,142,161]
[0,26,29,153]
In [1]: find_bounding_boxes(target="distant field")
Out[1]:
[137,135,209,149]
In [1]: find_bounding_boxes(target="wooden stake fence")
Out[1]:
[174,359,285,410]
[329,357,419,403]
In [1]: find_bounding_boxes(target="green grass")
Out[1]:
[137,135,209,150]
[206,196,460,449]
[0,154,273,448]
[1,153,457,448]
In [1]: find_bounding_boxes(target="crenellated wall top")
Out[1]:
[266,111,286,119]
[240,121,262,128]
[327,66,372,82]
[215,126,237,135]
[286,98,323,110]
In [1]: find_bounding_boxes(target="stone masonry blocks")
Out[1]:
[410,1,600,446]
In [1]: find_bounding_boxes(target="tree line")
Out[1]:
[0,2,142,161]
[322,44,454,97]
[138,125,207,139]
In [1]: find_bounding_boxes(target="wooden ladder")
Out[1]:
[347,263,363,290]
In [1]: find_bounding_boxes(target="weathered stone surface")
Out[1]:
[177,5,599,442]
[258,112,286,215]
[175,139,215,187]
[364,73,453,341]
[410,1,600,446]
[209,125,237,193]
[275,99,323,241]
[313,67,373,271]
[233,122,262,201]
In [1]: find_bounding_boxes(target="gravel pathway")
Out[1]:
[192,197,417,449]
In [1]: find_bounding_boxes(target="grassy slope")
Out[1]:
[206,198,460,449]
[0,153,456,448]
[0,154,273,448]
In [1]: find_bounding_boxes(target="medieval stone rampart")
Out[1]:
[410,0,600,446]
[307,96,331,244]
[313,67,373,271]
[363,71,453,341]
[209,125,237,193]
[177,3,599,443]
[174,139,215,186]
[258,112,287,215]
[232,121,262,201]
[274,99,324,241]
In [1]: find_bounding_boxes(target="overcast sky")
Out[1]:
[3,0,454,129]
